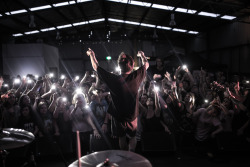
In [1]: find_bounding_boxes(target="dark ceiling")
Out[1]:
[0,0,250,45]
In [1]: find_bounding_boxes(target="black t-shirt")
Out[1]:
[18,116,37,134]
[97,65,147,122]
[148,65,166,80]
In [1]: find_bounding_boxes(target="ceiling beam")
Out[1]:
[44,0,80,33]
[131,0,155,38]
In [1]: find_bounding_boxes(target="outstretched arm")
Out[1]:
[137,51,149,70]
[87,48,99,71]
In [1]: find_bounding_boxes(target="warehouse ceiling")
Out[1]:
[0,0,250,44]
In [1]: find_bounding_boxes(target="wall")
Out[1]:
[187,21,250,75]
[58,39,178,75]
[2,44,59,78]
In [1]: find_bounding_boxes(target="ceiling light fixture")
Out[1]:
[153,29,158,39]
[221,15,236,20]
[56,31,62,40]
[169,13,176,27]
[29,15,36,28]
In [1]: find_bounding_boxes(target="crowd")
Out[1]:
[0,55,250,165]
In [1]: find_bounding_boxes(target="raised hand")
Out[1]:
[86,48,95,57]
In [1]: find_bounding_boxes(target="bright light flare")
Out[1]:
[62,97,67,102]
[49,73,54,78]
[116,66,121,72]
[27,79,32,84]
[76,88,82,94]
[61,75,65,80]
[14,78,21,84]
[75,76,80,81]
[51,85,56,90]
[154,86,160,92]
[182,65,187,70]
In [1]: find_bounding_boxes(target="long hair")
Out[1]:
[117,52,134,72]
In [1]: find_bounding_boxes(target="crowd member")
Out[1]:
[140,86,166,133]
[89,88,109,137]
[1,91,20,128]
[87,48,149,152]
[69,93,98,156]
[148,57,166,81]
[18,104,38,166]
[52,96,72,155]
[1,52,250,162]
[190,101,224,158]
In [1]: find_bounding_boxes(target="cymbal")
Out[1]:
[69,150,152,167]
[0,128,35,150]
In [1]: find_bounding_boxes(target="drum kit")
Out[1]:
[0,128,152,167]
[69,150,152,167]
[0,128,35,167]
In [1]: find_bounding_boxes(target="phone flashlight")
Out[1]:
[75,76,80,81]
[51,85,56,90]
[204,99,209,103]
[14,78,21,84]
[154,86,160,92]
[182,65,187,70]
[75,88,82,94]
[27,79,32,84]
[62,97,67,102]
[49,73,54,78]
[61,75,65,80]
[116,66,121,71]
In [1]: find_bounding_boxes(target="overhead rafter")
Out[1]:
[98,0,111,38]
[131,0,155,38]
[73,0,95,33]
[43,0,80,34]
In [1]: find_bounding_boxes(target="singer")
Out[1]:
[86,48,149,152]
